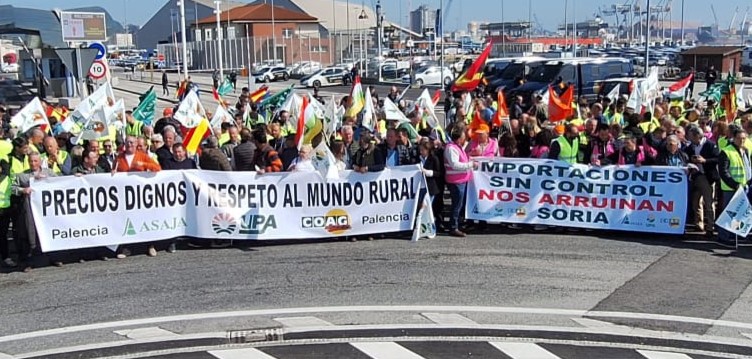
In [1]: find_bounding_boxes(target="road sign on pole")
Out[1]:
[89,60,107,79]
[61,12,107,42]
[89,42,106,60]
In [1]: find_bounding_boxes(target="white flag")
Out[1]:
[716,187,752,237]
[75,99,124,141]
[606,84,620,103]
[312,140,340,180]
[324,95,340,143]
[173,90,206,128]
[411,194,437,241]
[362,86,375,131]
[10,97,49,133]
[64,82,116,133]
[416,89,439,128]
[210,104,234,128]
[737,83,746,110]
[382,97,410,123]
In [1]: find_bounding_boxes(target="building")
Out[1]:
[410,5,436,35]
[192,2,323,68]
[137,0,244,52]
[680,46,744,76]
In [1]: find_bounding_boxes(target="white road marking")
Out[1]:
[274,316,334,328]
[113,326,180,340]
[4,306,752,344]
[489,342,561,359]
[421,313,478,325]
[351,342,426,359]
[208,348,278,359]
[636,350,693,359]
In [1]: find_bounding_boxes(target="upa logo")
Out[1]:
[212,213,237,235]
[239,214,277,235]
[647,214,656,223]
[301,209,352,234]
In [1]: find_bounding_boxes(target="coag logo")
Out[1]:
[669,217,681,228]
[301,209,352,234]
[212,213,237,235]
[516,207,526,217]
[123,217,187,236]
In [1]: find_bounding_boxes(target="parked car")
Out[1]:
[253,66,290,82]
[301,67,351,88]
[402,66,454,87]
[291,62,322,77]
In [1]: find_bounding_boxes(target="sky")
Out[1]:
[4,0,750,33]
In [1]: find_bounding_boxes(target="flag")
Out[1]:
[432,89,442,106]
[605,85,620,103]
[176,80,188,100]
[395,84,411,103]
[382,97,410,123]
[324,95,341,143]
[76,99,124,141]
[451,41,492,92]
[665,73,693,99]
[722,77,737,121]
[210,104,234,128]
[362,86,376,131]
[250,85,269,103]
[493,90,509,128]
[133,87,157,125]
[183,118,211,155]
[312,140,339,180]
[260,85,294,109]
[626,79,643,111]
[716,186,752,237]
[217,77,233,97]
[548,85,574,122]
[278,92,303,128]
[11,97,49,133]
[295,95,310,150]
[64,82,116,133]
[411,193,436,241]
[469,110,486,135]
[416,89,439,129]
[737,83,746,110]
[174,90,206,128]
[345,76,365,118]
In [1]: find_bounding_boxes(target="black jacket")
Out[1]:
[162,158,197,170]
[655,150,689,167]
[353,145,386,172]
[155,146,173,169]
[232,141,257,171]
[682,139,720,182]
[420,154,443,196]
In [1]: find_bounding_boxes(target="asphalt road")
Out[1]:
[1,228,752,357]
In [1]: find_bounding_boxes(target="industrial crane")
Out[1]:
[442,0,454,28]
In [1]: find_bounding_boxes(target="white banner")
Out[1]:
[30,167,423,252]
[467,158,688,234]
[716,187,752,237]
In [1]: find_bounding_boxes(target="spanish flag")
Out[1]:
[250,85,269,103]
[548,85,575,122]
[183,118,210,155]
[451,41,493,92]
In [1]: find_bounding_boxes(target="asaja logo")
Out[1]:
[301,209,352,235]
[123,217,187,236]
[212,213,237,235]
[621,215,631,225]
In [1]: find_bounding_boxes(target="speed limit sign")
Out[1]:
[89,60,107,79]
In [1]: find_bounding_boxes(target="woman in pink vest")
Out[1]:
[607,134,647,166]
[465,124,499,157]
[444,126,478,237]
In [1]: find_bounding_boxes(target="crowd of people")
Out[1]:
[0,70,749,272]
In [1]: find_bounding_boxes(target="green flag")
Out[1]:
[218,77,233,97]
[259,85,294,110]
[133,86,157,125]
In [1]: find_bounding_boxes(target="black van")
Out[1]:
[486,57,547,95]
[509,57,634,103]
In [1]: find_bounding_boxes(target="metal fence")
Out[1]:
[157,33,372,72]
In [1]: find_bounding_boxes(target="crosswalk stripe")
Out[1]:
[208,348,278,359]
[351,342,426,359]
[489,342,562,359]
[421,312,478,325]
[636,350,692,359]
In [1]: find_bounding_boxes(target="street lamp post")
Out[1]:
[214,0,224,80]
[271,0,277,64]
[376,0,382,81]
[358,9,368,75]
[178,0,188,80]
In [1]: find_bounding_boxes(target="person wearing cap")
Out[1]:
[549,124,580,165]
[465,124,498,157]
[198,136,232,171]
[352,129,385,174]
[154,107,180,135]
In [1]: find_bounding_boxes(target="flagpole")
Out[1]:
[179,0,189,80]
